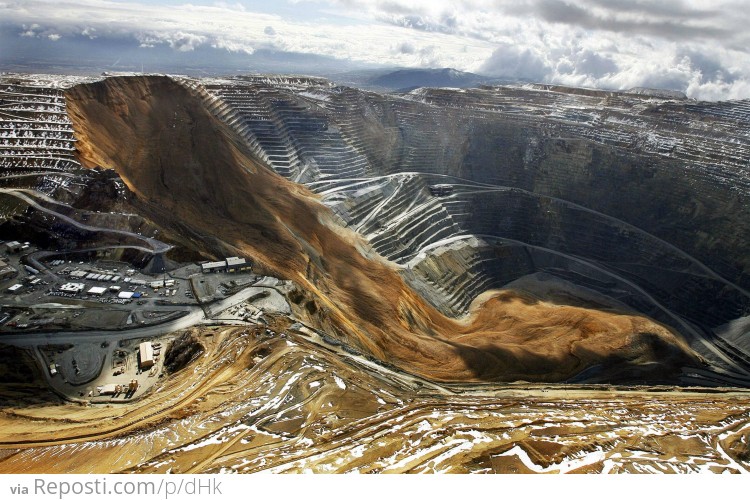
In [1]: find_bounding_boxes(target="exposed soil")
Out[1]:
[0,326,746,474]
[64,76,701,383]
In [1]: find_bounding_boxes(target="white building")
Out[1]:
[60,282,85,293]
[139,341,154,370]
[98,384,118,395]
[87,286,107,295]
[201,261,226,273]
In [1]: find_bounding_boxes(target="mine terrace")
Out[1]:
[0,72,749,473]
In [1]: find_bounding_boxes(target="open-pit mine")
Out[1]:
[0,73,749,473]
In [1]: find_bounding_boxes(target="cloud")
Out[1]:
[480,44,551,81]
[393,40,416,54]
[1,0,750,100]
[678,48,738,84]
[556,48,619,78]
[531,0,730,41]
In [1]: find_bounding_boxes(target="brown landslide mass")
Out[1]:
[64,76,701,383]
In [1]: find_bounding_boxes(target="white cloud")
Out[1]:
[480,44,551,81]
[2,0,750,99]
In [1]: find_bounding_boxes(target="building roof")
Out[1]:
[118,291,134,299]
[226,256,247,266]
[87,286,107,295]
[7,283,22,291]
[202,261,226,271]
[98,384,118,395]
[139,342,154,366]
[60,282,85,292]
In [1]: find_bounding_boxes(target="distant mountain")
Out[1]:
[332,67,499,92]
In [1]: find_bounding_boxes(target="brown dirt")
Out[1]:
[63,75,701,383]
[0,327,746,473]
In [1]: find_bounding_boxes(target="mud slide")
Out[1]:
[64,76,700,383]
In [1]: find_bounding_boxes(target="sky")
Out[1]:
[1,0,749,100]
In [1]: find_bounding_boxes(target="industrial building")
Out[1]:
[139,341,154,370]
[4,241,21,253]
[60,282,85,293]
[98,384,119,396]
[201,261,227,273]
[6,283,22,293]
[201,256,252,273]
[0,263,17,281]
[87,286,107,296]
[226,257,251,272]
[149,279,175,289]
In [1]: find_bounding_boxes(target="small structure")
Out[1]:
[49,363,57,376]
[0,265,17,281]
[60,282,85,293]
[226,257,251,272]
[149,279,174,288]
[138,341,154,370]
[109,285,121,292]
[98,383,118,395]
[128,379,139,393]
[87,286,107,295]
[201,261,226,273]
[4,241,21,253]
[201,257,252,273]
[6,283,22,293]
[118,291,134,299]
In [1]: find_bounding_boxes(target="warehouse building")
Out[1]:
[226,257,251,272]
[201,257,252,273]
[201,261,226,273]
[139,341,154,370]
[4,241,21,253]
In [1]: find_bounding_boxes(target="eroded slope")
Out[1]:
[63,76,699,383]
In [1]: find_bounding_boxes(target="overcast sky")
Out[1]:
[1,0,749,100]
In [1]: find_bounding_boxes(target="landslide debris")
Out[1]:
[164,330,205,374]
[64,76,701,383]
